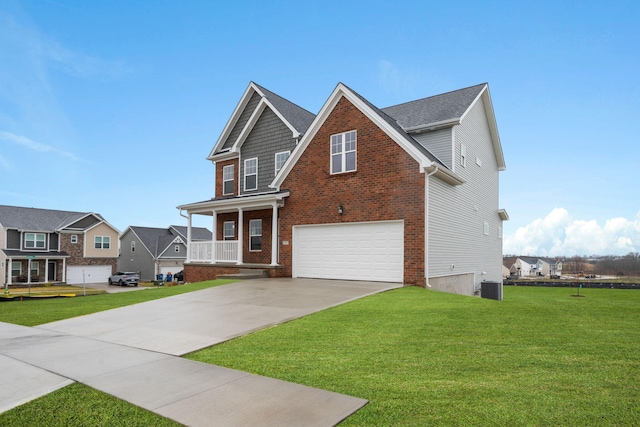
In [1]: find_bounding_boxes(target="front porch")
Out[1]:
[184,262,286,283]
[3,251,68,287]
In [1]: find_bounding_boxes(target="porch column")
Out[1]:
[27,258,31,285]
[211,210,217,264]
[44,258,49,283]
[271,202,278,266]
[7,257,12,286]
[237,207,243,265]
[62,258,66,283]
[186,213,192,262]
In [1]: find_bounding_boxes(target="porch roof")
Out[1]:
[2,250,70,259]
[177,190,290,215]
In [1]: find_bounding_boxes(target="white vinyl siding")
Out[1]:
[412,128,453,169]
[244,158,258,191]
[330,130,357,174]
[293,221,403,283]
[428,99,502,287]
[223,165,234,195]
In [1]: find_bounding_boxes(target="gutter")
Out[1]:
[424,164,439,288]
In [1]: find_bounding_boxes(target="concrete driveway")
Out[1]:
[1,278,401,426]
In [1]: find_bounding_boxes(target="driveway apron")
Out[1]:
[0,278,401,426]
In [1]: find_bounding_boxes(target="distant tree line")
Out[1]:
[593,253,640,277]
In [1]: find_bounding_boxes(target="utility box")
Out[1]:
[481,281,502,301]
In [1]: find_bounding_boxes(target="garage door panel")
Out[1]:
[294,221,404,283]
[67,266,112,284]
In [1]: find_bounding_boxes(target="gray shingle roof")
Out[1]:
[381,83,486,130]
[0,205,91,231]
[170,225,212,241]
[130,226,211,257]
[253,82,316,134]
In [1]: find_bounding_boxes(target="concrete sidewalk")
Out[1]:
[0,278,401,426]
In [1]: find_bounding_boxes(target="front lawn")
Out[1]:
[187,286,640,426]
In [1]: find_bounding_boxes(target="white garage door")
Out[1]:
[160,266,182,276]
[67,266,112,284]
[293,221,404,283]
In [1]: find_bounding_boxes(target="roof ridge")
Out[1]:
[381,83,487,110]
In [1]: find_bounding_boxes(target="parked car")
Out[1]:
[174,270,184,282]
[108,271,140,287]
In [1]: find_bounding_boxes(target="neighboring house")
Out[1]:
[0,205,119,286]
[178,81,508,296]
[117,225,212,280]
[505,256,562,278]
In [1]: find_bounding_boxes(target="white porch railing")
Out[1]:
[189,241,238,263]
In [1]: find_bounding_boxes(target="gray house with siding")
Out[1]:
[117,226,211,280]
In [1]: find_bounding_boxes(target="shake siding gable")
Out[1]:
[428,99,502,283]
[240,107,298,193]
[279,97,426,285]
[221,92,261,150]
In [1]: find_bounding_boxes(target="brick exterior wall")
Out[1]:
[215,159,239,197]
[184,264,285,282]
[279,96,426,286]
[215,209,273,265]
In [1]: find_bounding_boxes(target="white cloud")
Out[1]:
[0,130,81,161]
[504,208,640,256]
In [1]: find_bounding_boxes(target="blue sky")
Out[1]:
[1,0,639,256]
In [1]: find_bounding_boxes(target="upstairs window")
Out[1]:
[223,221,235,240]
[174,245,180,253]
[275,151,290,175]
[223,165,234,196]
[331,130,357,174]
[249,219,262,251]
[244,158,258,191]
[25,233,46,249]
[131,241,136,252]
[461,144,467,167]
[71,235,78,244]
[95,236,110,249]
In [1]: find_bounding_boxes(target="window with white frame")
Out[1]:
[131,241,135,252]
[331,130,357,174]
[25,233,46,249]
[244,158,258,191]
[223,164,234,195]
[175,245,180,252]
[275,151,290,175]
[31,261,39,278]
[498,226,503,239]
[11,262,21,278]
[223,221,235,240]
[94,236,110,249]
[249,219,262,251]
[71,234,78,244]
[461,144,467,167]
[483,222,489,235]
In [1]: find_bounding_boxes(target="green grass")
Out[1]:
[186,287,640,426]
[2,285,639,426]
[0,382,182,427]
[0,279,234,326]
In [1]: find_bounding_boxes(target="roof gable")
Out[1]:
[0,205,95,232]
[208,82,315,160]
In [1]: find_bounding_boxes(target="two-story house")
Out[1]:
[117,225,212,280]
[1,205,119,286]
[178,81,508,296]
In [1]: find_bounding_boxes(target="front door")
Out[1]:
[48,261,56,282]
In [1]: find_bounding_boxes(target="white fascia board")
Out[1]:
[157,237,184,258]
[207,83,260,159]
[128,228,156,258]
[498,209,509,221]
[404,118,460,134]
[232,98,301,152]
[460,85,506,171]
[85,219,121,235]
[180,191,289,215]
[208,150,239,163]
[56,212,94,231]
[271,83,430,190]
[423,163,466,186]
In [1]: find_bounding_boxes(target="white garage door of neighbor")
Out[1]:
[160,266,182,276]
[67,266,112,284]
[294,221,404,283]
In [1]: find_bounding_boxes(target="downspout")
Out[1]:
[424,164,439,288]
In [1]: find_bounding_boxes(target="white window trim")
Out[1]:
[95,236,111,249]
[461,144,467,167]
[70,234,78,244]
[30,261,39,277]
[223,221,235,241]
[244,158,258,191]
[25,232,46,249]
[131,241,136,252]
[275,151,290,175]
[330,130,357,174]
[249,219,262,252]
[174,244,180,253]
[11,262,21,277]
[498,226,503,239]
[483,222,489,236]
[223,164,234,196]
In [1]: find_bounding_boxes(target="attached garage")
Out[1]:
[67,265,112,284]
[293,221,404,283]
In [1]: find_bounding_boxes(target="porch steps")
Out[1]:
[218,269,269,279]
